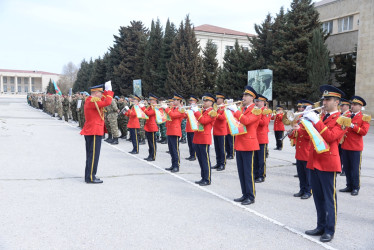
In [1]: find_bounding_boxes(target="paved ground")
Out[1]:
[0,96,373,250]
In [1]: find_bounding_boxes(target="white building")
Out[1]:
[0,69,60,94]
[194,24,254,66]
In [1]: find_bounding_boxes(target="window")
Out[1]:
[32,86,35,92]
[225,45,234,51]
[25,86,28,93]
[322,21,333,34]
[338,16,353,32]
[24,77,29,84]
[3,85,7,92]
[18,86,21,92]
[3,77,7,83]
[11,85,15,92]
[10,77,14,84]
[31,78,35,84]
[17,77,21,84]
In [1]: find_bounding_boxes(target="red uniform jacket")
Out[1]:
[213,107,227,136]
[271,113,285,131]
[341,111,370,151]
[124,106,140,129]
[233,103,260,151]
[80,90,114,136]
[257,107,271,144]
[288,123,311,161]
[165,107,184,137]
[307,112,347,172]
[193,107,216,144]
[141,106,158,132]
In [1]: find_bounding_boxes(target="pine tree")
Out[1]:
[142,19,164,96]
[271,0,320,103]
[46,79,55,94]
[166,15,203,98]
[202,40,218,93]
[306,28,330,101]
[90,57,107,86]
[73,59,91,92]
[216,40,254,99]
[334,51,356,99]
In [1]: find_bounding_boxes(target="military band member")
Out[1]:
[340,96,371,196]
[254,94,271,183]
[303,85,348,242]
[288,100,313,199]
[228,86,261,205]
[124,95,141,154]
[225,124,235,160]
[185,95,198,161]
[80,82,114,184]
[140,93,159,161]
[163,93,185,173]
[272,105,285,150]
[339,98,352,176]
[192,94,217,186]
[212,93,227,171]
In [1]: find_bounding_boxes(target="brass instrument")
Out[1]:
[217,100,243,108]
[286,107,323,122]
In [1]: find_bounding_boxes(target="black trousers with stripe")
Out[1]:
[168,135,180,169]
[84,135,102,181]
[130,128,139,153]
[187,132,196,158]
[214,135,226,167]
[342,149,362,190]
[310,169,337,235]
[296,160,311,195]
[225,134,235,157]
[146,131,157,160]
[254,144,266,179]
[194,144,212,182]
[274,131,284,149]
[236,150,255,201]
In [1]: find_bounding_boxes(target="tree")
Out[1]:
[306,28,330,101]
[90,57,107,86]
[58,62,78,94]
[271,0,321,103]
[334,51,356,99]
[46,79,55,94]
[166,15,204,98]
[216,40,254,99]
[142,19,164,96]
[202,40,218,93]
[72,59,93,92]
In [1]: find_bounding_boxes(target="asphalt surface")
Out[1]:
[0,96,373,250]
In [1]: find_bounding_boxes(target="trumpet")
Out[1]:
[182,103,204,109]
[286,107,323,121]
[217,100,243,108]
[151,101,171,108]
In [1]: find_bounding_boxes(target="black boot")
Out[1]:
[104,134,112,142]
[109,137,118,145]
[180,138,186,144]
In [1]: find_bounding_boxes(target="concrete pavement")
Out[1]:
[0,96,373,250]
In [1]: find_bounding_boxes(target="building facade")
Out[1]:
[194,24,254,66]
[0,69,60,95]
[315,0,374,116]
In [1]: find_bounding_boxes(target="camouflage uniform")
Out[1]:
[71,96,78,122]
[139,119,146,144]
[180,118,187,143]
[117,100,128,138]
[78,97,86,128]
[158,122,167,143]
[104,99,120,138]
[62,96,70,122]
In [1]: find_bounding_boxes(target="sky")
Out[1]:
[0,0,301,74]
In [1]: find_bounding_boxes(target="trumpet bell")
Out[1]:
[287,111,296,122]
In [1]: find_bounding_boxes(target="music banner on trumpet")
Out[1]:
[224,110,247,136]
[134,105,149,119]
[155,108,168,124]
[301,119,329,154]
[186,110,204,131]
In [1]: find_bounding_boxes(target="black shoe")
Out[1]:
[320,233,334,242]
[161,140,167,144]
[294,174,298,178]
[339,187,352,192]
[109,138,118,145]
[255,178,264,183]
[144,157,152,161]
[165,167,173,171]
[146,158,155,161]
[234,196,247,202]
[212,164,219,169]
[188,157,196,161]
[129,151,138,154]
[227,155,234,160]
[86,179,103,184]
[305,228,324,236]
[273,148,279,150]
[180,138,186,144]
[166,151,170,154]
[171,168,179,173]
[292,162,297,165]
[217,165,225,171]
[199,180,210,186]
[351,189,359,196]
[340,172,346,176]
[195,179,204,184]
[241,198,255,205]
[104,134,112,142]
[293,191,303,197]
[301,193,312,199]
[185,156,195,161]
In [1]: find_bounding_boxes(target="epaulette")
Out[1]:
[178,107,185,114]
[262,108,272,115]
[252,107,262,116]
[90,97,101,102]
[336,116,351,127]
[362,114,371,122]
[208,110,217,118]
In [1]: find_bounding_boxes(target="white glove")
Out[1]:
[105,81,112,91]
[191,104,198,112]
[350,123,354,128]
[304,111,319,123]
[228,104,238,112]
[138,103,145,108]
[124,106,129,111]
[304,105,312,112]
[161,103,168,109]
[226,99,233,104]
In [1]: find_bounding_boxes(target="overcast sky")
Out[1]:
[0,0,308,74]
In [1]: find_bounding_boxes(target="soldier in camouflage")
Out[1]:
[104,98,120,144]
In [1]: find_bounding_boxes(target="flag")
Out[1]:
[134,105,149,119]
[301,119,329,154]
[53,80,62,96]
[155,108,167,124]
[186,110,204,131]
[224,109,247,136]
